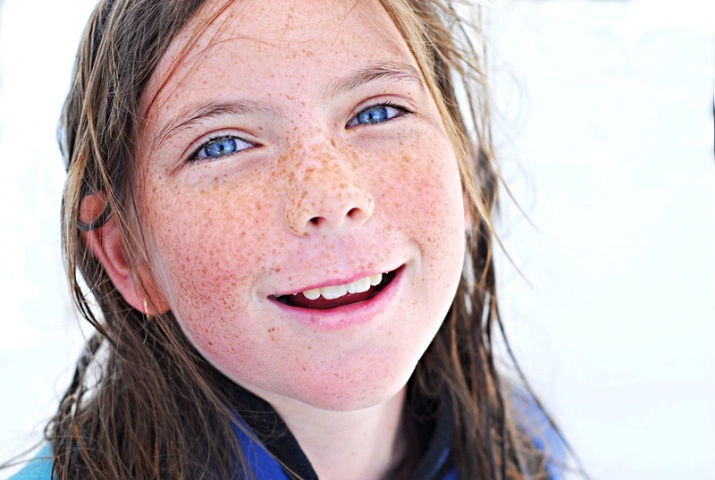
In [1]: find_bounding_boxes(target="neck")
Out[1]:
[270,388,409,480]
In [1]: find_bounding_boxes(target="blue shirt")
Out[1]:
[10,386,561,479]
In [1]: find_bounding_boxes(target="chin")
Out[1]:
[284,358,417,412]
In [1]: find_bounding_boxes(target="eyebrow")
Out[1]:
[325,61,424,99]
[154,99,279,149]
[154,62,424,148]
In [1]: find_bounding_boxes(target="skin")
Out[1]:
[88,0,466,477]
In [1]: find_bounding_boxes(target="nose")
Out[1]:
[284,140,374,237]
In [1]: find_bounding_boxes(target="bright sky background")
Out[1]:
[0,1,713,478]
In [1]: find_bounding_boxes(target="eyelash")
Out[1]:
[186,102,411,163]
[346,102,411,129]
[188,135,255,163]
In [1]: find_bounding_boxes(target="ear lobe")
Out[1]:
[80,193,169,315]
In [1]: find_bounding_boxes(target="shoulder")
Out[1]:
[511,388,568,480]
[7,444,53,480]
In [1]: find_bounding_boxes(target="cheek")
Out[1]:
[353,131,465,351]
[391,133,465,308]
[376,132,465,251]
[143,179,278,337]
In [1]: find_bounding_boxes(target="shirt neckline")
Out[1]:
[219,377,455,480]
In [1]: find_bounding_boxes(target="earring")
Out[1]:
[143,298,151,317]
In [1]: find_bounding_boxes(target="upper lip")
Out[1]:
[269,265,402,297]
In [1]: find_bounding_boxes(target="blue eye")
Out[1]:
[192,135,253,161]
[347,103,407,128]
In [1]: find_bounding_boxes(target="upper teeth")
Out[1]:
[301,273,383,300]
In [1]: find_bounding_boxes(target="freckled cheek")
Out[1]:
[144,183,278,319]
[374,137,465,243]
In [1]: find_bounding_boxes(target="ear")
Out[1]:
[463,190,472,229]
[79,193,170,315]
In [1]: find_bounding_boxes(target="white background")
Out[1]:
[0,1,713,478]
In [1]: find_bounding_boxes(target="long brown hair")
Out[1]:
[50,0,572,478]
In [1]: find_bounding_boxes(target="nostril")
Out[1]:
[287,185,374,236]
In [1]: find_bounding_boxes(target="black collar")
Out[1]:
[221,379,454,480]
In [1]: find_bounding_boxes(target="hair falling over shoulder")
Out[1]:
[50,0,578,478]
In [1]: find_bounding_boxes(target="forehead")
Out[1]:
[141,0,416,121]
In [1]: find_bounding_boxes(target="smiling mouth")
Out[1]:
[272,268,400,310]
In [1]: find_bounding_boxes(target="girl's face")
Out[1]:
[136,0,465,411]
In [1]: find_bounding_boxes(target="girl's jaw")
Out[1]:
[133,0,466,412]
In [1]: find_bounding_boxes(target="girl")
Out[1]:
[8,0,576,478]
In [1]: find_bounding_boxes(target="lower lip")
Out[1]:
[269,266,405,330]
